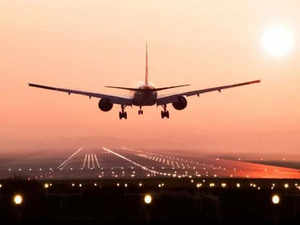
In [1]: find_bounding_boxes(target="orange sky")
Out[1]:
[1,0,300,153]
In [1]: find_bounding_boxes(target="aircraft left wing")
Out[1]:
[28,83,133,105]
[156,80,260,105]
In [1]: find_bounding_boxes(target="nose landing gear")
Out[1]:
[119,105,127,120]
[161,104,169,119]
[138,106,143,115]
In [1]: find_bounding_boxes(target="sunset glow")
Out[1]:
[0,0,300,155]
[261,25,295,57]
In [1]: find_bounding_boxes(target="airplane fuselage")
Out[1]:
[132,85,157,106]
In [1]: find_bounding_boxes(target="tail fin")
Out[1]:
[145,42,149,86]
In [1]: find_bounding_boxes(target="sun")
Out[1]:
[261,25,295,57]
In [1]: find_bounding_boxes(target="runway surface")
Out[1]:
[1,147,300,179]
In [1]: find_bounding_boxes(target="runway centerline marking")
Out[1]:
[57,147,83,170]
[102,147,159,175]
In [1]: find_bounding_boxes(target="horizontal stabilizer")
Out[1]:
[154,84,190,91]
[104,86,140,91]
[105,84,190,92]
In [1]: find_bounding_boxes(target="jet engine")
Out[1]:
[172,96,187,110]
[98,99,113,111]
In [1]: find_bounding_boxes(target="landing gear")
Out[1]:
[138,106,143,115]
[161,104,169,119]
[119,105,127,120]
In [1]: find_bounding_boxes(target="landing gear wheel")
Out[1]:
[138,110,143,115]
[161,111,170,119]
[119,105,127,120]
[119,111,127,120]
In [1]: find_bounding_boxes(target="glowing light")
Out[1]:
[221,183,227,188]
[44,183,49,189]
[261,25,294,57]
[236,183,240,188]
[209,183,215,188]
[0,184,2,188]
[272,194,280,205]
[196,183,202,188]
[284,183,289,189]
[144,194,152,204]
[13,194,23,205]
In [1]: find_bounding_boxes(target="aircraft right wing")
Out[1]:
[28,83,133,105]
[156,80,261,105]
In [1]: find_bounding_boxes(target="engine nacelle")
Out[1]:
[172,96,187,110]
[98,99,113,112]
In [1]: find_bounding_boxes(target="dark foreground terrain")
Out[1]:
[1,177,300,225]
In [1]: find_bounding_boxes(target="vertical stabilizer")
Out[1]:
[145,42,149,86]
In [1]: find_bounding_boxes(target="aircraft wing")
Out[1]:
[28,83,133,105]
[156,80,260,105]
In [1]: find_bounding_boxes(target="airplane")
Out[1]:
[28,44,261,120]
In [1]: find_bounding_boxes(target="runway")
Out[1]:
[1,147,300,179]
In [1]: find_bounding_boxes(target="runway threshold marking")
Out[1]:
[94,154,100,169]
[102,147,160,175]
[82,154,87,169]
[57,147,83,170]
[91,154,95,169]
[87,154,90,169]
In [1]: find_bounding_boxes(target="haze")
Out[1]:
[1,0,300,154]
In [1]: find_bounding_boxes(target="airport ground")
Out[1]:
[1,146,300,180]
[1,147,300,224]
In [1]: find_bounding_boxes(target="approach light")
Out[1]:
[144,194,152,204]
[221,183,227,188]
[272,194,280,205]
[44,183,49,189]
[196,183,202,188]
[13,194,23,205]
[236,183,241,188]
[284,183,289,189]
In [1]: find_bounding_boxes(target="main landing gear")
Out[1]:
[119,105,127,120]
[138,106,143,115]
[161,104,169,119]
